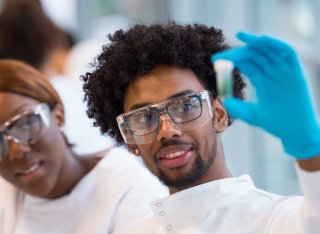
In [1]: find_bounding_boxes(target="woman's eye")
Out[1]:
[16,115,37,129]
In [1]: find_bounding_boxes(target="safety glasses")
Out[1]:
[117,90,213,144]
[0,103,50,162]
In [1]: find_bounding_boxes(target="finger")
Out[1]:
[237,32,297,63]
[213,49,267,90]
[212,46,271,68]
[211,47,247,63]
[241,35,304,83]
[223,98,257,125]
[237,32,283,62]
[237,32,288,51]
[232,60,265,91]
[236,31,260,44]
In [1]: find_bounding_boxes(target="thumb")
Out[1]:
[236,31,260,44]
[223,98,257,125]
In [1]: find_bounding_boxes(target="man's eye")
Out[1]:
[138,114,155,123]
[175,100,196,113]
[181,102,193,112]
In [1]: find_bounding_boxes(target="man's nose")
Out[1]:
[7,139,31,161]
[156,115,182,142]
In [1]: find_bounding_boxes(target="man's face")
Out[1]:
[124,65,228,193]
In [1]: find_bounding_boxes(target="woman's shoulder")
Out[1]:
[98,146,146,170]
[0,177,24,233]
[94,146,168,193]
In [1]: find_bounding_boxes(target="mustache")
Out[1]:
[160,138,192,147]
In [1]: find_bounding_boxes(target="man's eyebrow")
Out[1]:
[129,90,195,111]
[130,102,151,111]
[168,90,194,99]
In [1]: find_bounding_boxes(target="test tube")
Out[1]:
[213,59,234,99]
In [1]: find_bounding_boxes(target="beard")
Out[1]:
[157,141,216,189]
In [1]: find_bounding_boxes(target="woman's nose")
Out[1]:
[7,139,31,161]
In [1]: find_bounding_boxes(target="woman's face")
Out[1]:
[0,92,67,197]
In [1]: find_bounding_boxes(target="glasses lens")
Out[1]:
[171,92,213,131]
[166,93,213,132]
[167,95,202,124]
[126,109,161,144]
[117,91,213,145]
[117,108,159,145]
[6,113,42,144]
[127,108,159,136]
[0,134,8,162]
[0,104,50,160]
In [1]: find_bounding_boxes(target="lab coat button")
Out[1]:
[159,211,165,216]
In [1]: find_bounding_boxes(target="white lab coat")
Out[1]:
[0,147,168,234]
[128,165,320,234]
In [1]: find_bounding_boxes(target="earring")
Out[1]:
[59,125,65,132]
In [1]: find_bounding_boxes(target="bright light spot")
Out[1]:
[295,5,315,37]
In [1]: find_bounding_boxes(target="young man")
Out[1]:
[83,22,320,233]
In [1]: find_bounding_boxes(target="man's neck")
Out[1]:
[169,137,232,194]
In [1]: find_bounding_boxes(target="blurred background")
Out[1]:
[1,0,319,195]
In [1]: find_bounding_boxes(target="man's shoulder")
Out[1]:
[119,215,165,234]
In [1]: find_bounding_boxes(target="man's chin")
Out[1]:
[158,154,212,189]
[159,171,201,188]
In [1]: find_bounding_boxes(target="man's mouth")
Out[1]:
[159,150,186,159]
[157,146,193,168]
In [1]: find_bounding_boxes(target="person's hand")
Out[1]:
[212,32,320,159]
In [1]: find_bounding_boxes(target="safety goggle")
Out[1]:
[117,90,213,145]
[0,103,50,162]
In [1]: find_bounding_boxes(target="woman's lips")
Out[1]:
[15,161,44,182]
[16,162,41,176]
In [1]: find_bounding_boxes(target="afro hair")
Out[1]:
[82,22,246,145]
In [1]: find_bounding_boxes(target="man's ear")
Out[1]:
[128,144,141,157]
[213,98,228,133]
[51,103,65,129]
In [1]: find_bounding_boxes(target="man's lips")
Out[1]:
[157,145,193,168]
[159,150,187,159]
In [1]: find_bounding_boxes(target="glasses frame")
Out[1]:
[117,90,213,144]
[0,103,51,161]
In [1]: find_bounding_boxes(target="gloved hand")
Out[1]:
[212,32,320,159]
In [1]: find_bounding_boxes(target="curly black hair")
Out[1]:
[82,22,246,145]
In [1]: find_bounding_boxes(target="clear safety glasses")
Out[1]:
[117,90,213,145]
[0,103,51,162]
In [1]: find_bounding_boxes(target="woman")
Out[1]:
[0,59,167,233]
[0,0,113,155]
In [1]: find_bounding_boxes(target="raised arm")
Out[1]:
[212,32,320,170]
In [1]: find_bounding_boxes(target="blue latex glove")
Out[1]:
[212,32,320,159]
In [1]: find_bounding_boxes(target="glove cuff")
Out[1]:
[284,138,320,159]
